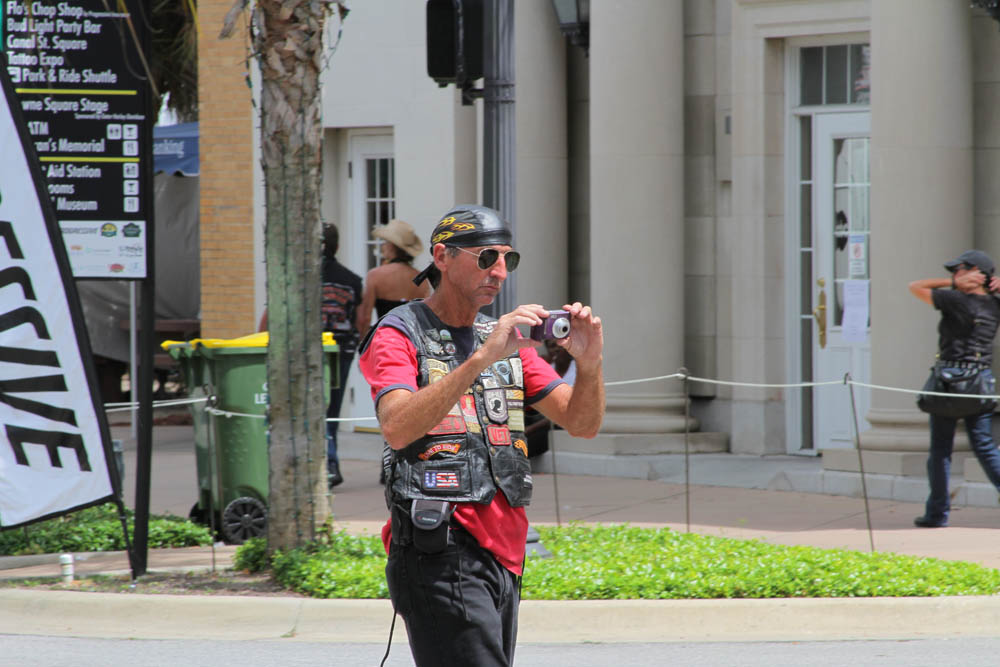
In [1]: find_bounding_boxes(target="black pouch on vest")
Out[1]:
[410,499,452,554]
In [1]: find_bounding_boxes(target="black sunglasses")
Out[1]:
[454,246,521,272]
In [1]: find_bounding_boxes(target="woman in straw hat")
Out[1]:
[357,218,431,339]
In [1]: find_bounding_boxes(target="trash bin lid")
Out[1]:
[164,332,339,354]
[161,340,193,359]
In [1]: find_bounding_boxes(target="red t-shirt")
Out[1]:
[362,320,564,575]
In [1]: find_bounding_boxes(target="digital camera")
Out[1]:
[982,268,996,294]
[530,310,571,341]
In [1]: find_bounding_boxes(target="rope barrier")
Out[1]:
[101,369,1000,420]
[104,397,210,413]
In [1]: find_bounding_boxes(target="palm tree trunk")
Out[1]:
[254,0,329,551]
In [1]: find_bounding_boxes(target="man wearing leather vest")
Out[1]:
[909,249,1000,528]
[359,204,605,666]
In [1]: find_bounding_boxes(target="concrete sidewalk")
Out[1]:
[4,425,1000,643]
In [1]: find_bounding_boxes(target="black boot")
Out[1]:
[328,461,344,488]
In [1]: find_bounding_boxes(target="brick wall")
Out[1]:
[197,0,256,338]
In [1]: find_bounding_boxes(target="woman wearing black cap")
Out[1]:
[908,250,1000,527]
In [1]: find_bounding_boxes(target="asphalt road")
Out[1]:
[5,636,1000,667]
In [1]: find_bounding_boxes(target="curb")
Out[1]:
[3,589,1000,643]
[0,550,125,571]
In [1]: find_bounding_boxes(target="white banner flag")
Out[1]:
[0,63,116,528]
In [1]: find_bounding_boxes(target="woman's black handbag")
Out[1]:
[916,364,998,418]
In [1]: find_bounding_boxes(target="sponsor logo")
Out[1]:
[122,223,141,238]
[118,244,143,257]
[109,263,125,273]
[100,223,117,237]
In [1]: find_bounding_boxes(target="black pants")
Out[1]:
[325,350,354,470]
[386,527,520,667]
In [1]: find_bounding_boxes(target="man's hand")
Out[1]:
[990,275,1000,294]
[555,302,603,371]
[954,270,985,292]
[533,302,605,439]
[475,304,546,365]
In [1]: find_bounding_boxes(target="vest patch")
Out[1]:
[510,357,523,386]
[418,441,462,460]
[428,414,466,435]
[426,359,449,384]
[424,470,461,490]
[459,395,481,433]
[487,424,511,446]
[513,439,529,457]
[493,360,513,384]
[484,388,507,423]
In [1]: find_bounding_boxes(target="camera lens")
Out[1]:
[551,317,571,339]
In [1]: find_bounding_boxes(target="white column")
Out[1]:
[515,0,567,308]
[862,0,973,454]
[580,0,709,451]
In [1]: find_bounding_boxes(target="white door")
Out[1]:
[343,133,394,433]
[812,112,871,449]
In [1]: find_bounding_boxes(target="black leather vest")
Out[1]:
[369,302,533,509]
[937,292,1000,365]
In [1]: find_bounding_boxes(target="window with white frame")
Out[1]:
[364,157,396,272]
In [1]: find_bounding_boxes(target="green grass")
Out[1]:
[0,503,212,556]
[234,523,1000,600]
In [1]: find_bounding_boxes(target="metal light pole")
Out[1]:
[482,0,515,316]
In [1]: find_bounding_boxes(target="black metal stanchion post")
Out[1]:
[206,391,220,571]
[845,373,875,552]
[681,367,691,534]
[549,428,561,528]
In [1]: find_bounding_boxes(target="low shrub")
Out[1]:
[522,524,1000,599]
[233,536,269,573]
[0,503,212,556]
[235,530,389,599]
[233,523,1000,600]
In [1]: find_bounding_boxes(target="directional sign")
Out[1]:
[2,0,151,278]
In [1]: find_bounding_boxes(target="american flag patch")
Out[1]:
[424,470,460,489]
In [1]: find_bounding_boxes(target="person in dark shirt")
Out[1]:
[908,249,1000,527]
[319,224,363,487]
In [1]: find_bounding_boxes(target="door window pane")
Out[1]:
[800,249,813,316]
[800,184,812,246]
[825,46,848,104]
[366,160,377,198]
[850,44,871,104]
[799,44,869,106]
[831,137,871,326]
[800,47,823,105]
[364,157,396,272]
[800,117,812,180]
[800,318,814,450]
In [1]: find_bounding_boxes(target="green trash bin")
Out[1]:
[163,332,339,544]
[163,341,213,526]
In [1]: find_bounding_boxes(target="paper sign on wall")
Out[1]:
[841,279,869,343]
[848,234,867,278]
